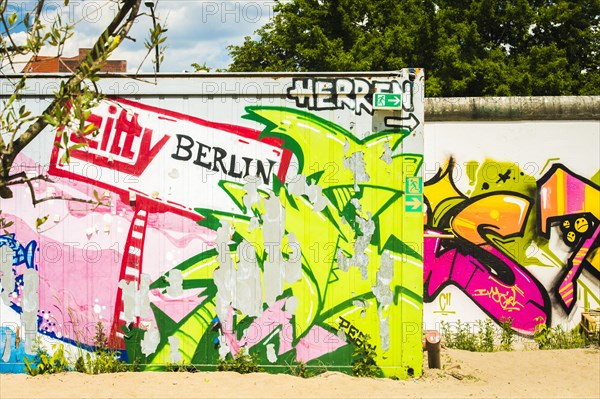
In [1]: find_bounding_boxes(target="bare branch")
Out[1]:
[21,174,110,208]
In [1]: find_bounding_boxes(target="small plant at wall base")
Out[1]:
[534,323,591,349]
[499,317,514,351]
[351,337,380,378]
[476,319,496,352]
[75,322,129,374]
[165,362,198,372]
[442,319,514,352]
[217,348,263,374]
[441,320,479,352]
[24,337,69,376]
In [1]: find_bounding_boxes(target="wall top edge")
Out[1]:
[0,71,408,78]
[426,96,600,121]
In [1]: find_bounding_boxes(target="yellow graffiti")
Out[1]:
[452,194,530,245]
[473,277,525,312]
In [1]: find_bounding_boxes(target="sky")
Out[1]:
[3,0,276,73]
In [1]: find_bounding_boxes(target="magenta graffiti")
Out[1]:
[424,161,599,334]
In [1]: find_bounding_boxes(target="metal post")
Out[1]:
[425,330,442,369]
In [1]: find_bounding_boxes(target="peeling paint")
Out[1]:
[353,299,368,318]
[243,176,260,212]
[118,280,137,324]
[336,214,375,280]
[285,296,299,315]
[372,250,394,306]
[0,246,14,306]
[373,251,394,351]
[141,325,160,356]
[288,174,309,196]
[168,335,182,363]
[266,343,277,363]
[249,216,260,231]
[118,274,151,324]
[343,151,370,192]
[166,270,183,298]
[21,269,38,354]
[307,184,328,212]
[2,331,11,362]
[288,174,327,212]
[234,240,262,317]
[263,195,286,306]
[336,248,349,272]
[350,198,362,212]
[218,336,230,359]
[214,221,235,322]
[379,306,390,352]
[284,233,302,284]
[139,274,151,319]
[380,141,393,165]
[337,328,346,342]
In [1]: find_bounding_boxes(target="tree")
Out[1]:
[0,0,166,205]
[227,0,600,97]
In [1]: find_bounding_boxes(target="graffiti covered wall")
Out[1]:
[0,71,425,377]
[423,116,600,337]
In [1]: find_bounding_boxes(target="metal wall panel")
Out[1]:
[0,70,425,377]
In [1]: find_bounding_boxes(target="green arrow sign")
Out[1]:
[404,195,422,212]
[373,93,402,109]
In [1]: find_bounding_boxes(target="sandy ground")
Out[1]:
[1,348,599,399]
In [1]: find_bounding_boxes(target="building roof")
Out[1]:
[21,48,127,73]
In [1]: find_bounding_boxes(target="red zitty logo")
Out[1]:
[64,100,170,176]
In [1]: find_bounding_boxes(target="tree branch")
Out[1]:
[3,0,142,179]
[22,174,110,208]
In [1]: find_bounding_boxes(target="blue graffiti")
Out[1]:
[0,234,37,270]
[0,327,28,373]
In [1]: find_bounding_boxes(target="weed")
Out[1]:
[165,362,198,372]
[288,360,312,378]
[351,337,379,378]
[534,323,590,349]
[476,319,495,352]
[442,318,515,352]
[499,317,514,351]
[24,337,69,376]
[76,321,129,374]
[441,320,478,351]
[217,348,263,374]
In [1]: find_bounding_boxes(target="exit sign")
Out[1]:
[373,93,402,109]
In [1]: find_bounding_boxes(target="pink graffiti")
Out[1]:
[424,232,549,335]
[539,164,600,311]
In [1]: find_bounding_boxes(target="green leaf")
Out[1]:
[36,215,49,230]
[68,142,89,152]
[8,12,17,26]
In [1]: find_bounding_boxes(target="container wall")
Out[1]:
[0,71,425,377]
[423,119,600,339]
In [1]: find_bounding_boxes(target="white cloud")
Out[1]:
[2,0,275,72]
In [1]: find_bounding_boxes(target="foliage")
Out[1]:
[351,338,379,377]
[165,362,199,372]
[441,319,501,352]
[534,323,591,349]
[287,360,326,378]
[227,0,599,97]
[499,317,514,351]
[191,62,212,72]
[442,320,477,351]
[0,0,165,204]
[24,337,69,376]
[217,348,263,374]
[75,322,129,374]
[476,319,496,352]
